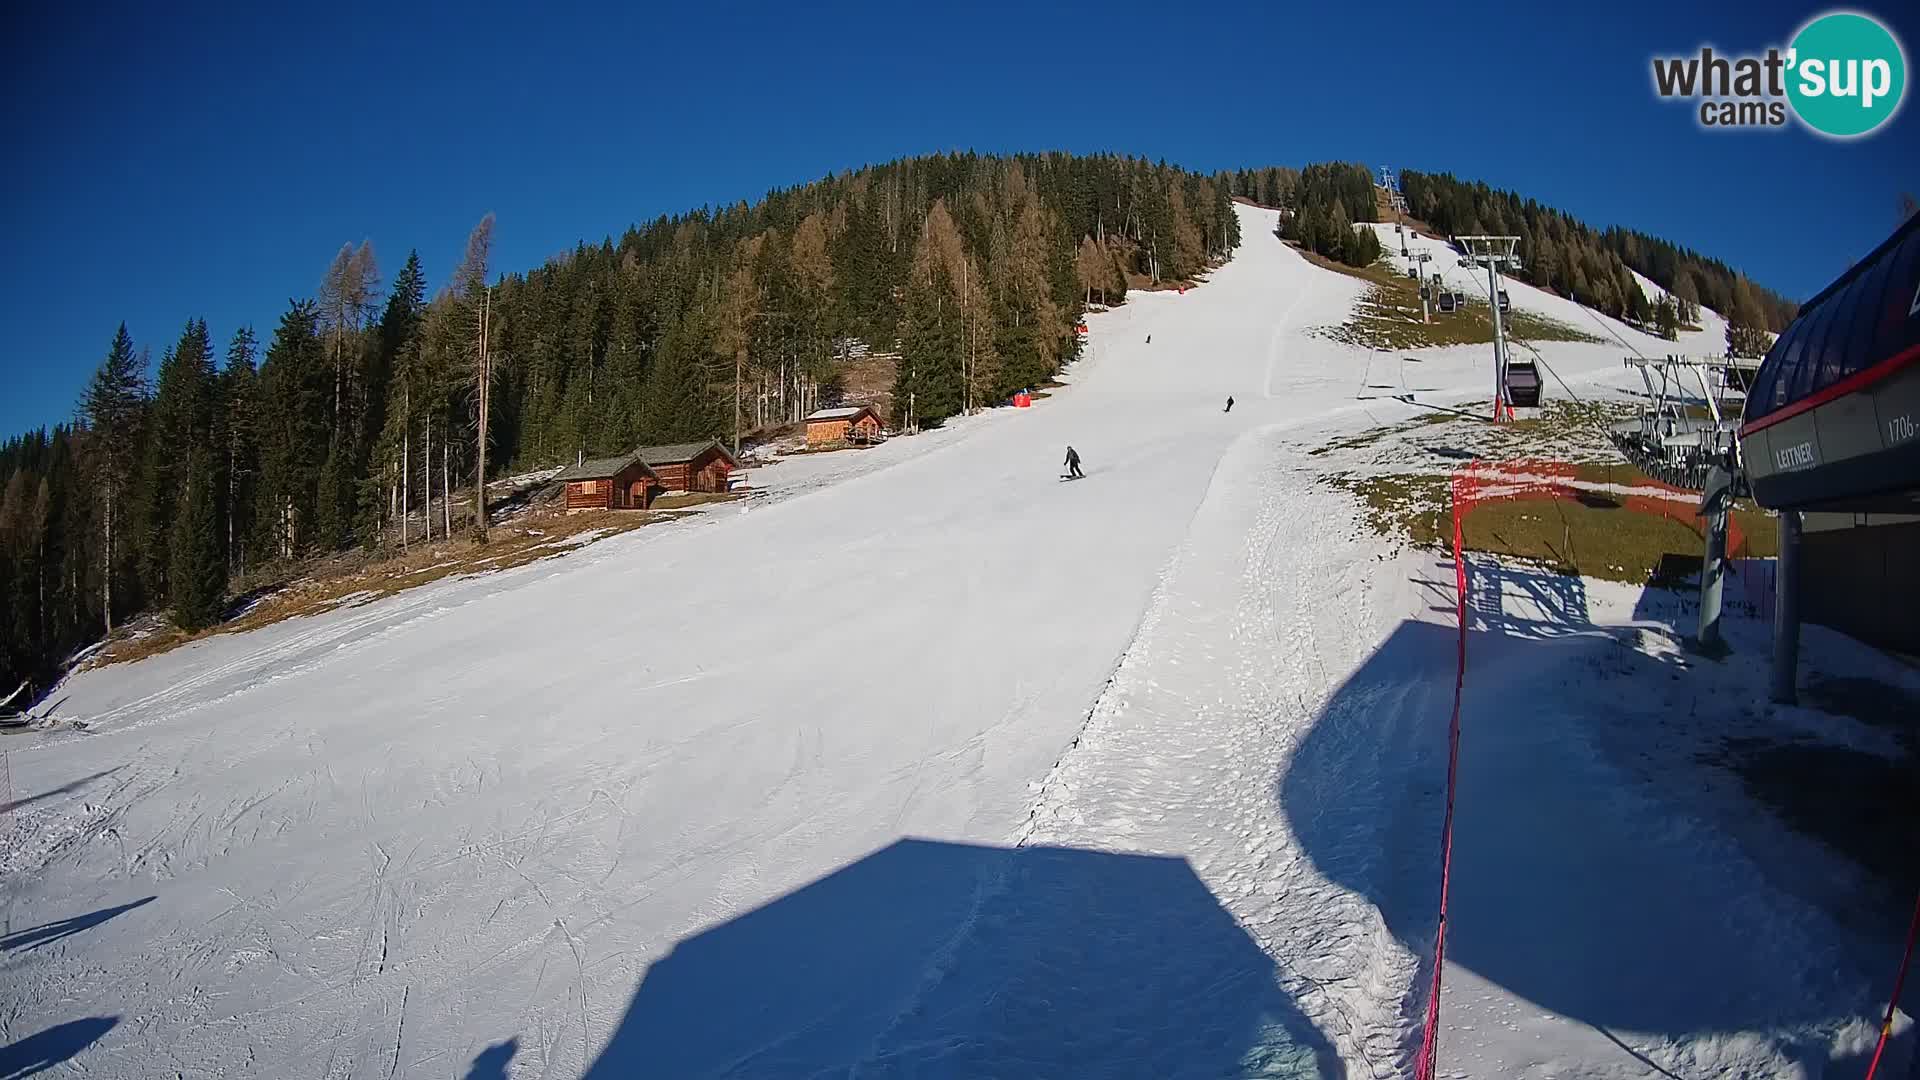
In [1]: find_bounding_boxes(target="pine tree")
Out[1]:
[313,442,349,549]
[169,448,226,632]
[219,327,260,575]
[450,215,497,538]
[137,319,215,599]
[79,324,148,635]
[602,261,652,451]
[369,252,429,545]
[1654,295,1679,340]
[257,301,327,559]
[642,301,722,442]
[896,228,965,428]
[1626,280,1651,326]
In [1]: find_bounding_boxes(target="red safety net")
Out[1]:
[1415,460,1720,1079]
[1414,459,1792,1077]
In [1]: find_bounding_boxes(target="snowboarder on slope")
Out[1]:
[1224,396,1235,413]
[1064,445,1084,479]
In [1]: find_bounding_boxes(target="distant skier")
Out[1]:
[1145,334,1151,344]
[1063,445,1084,480]
[1224,396,1235,413]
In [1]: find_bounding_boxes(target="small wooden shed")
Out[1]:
[552,452,660,510]
[638,440,740,494]
[804,406,884,448]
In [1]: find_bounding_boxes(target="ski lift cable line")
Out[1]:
[1447,244,1617,437]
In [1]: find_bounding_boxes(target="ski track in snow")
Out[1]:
[0,205,1904,1079]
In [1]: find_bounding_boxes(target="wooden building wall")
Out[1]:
[689,448,732,493]
[565,461,656,510]
[806,413,881,448]
[653,449,734,493]
[565,478,611,510]
[807,419,851,447]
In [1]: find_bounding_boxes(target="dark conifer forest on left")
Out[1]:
[0,153,1240,686]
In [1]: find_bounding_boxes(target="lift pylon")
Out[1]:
[1453,235,1521,420]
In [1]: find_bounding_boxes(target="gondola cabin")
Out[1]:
[1505,360,1542,408]
[552,452,660,510]
[637,440,740,494]
[804,405,884,448]
[1437,291,1459,314]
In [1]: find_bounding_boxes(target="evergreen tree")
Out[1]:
[79,324,148,634]
[1399,168,1794,328]
[450,214,497,537]
[219,327,260,575]
[313,442,349,549]
[137,319,215,598]
[169,449,226,632]
[257,301,327,558]
[1625,279,1651,325]
[895,231,965,427]
[1654,295,1679,340]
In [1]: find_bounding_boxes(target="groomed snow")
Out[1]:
[1,205,1906,1078]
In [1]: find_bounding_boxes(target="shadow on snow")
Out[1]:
[0,896,154,954]
[582,837,1340,1078]
[463,1038,517,1079]
[0,1016,118,1078]
[1281,555,1874,1059]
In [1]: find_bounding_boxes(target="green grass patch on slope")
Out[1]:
[1330,460,1776,584]
[1301,251,1604,352]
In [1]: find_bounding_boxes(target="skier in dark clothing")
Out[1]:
[1225,396,1235,413]
[1063,445,1084,479]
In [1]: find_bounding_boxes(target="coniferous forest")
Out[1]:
[1391,171,1799,335]
[0,153,1240,688]
[1213,164,1795,347]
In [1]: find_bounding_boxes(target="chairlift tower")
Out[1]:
[1379,166,1409,222]
[1454,235,1521,420]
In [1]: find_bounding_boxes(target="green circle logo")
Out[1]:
[1787,11,1906,137]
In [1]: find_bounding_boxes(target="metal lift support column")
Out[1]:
[1697,467,1733,651]
[1771,510,1801,704]
[1455,236,1521,420]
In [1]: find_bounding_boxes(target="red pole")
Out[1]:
[1417,471,1473,1080]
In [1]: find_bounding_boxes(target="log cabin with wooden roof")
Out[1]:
[804,405,884,448]
[552,452,660,510]
[636,440,740,494]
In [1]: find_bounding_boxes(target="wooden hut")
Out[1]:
[804,405,884,448]
[552,452,660,510]
[637,440,740,494]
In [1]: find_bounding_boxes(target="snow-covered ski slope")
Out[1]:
[2,205,1897,1078]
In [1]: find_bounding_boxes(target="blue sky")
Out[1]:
[2,0,1914,437]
